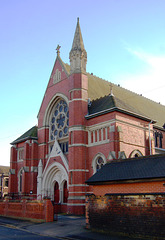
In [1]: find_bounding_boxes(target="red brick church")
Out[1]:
[9,18,165,215]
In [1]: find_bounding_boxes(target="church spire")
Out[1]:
[69,18,87,74]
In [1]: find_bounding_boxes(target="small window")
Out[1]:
[18,169,23,193]
[92,153,106,174]
[50,141,68,155]
[18,148,24,161]
[59,142,69,154]
[5,178,9,187]
[154,131,163,148]
[96,157,104,172]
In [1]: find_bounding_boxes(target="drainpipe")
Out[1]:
[149,121,153,155]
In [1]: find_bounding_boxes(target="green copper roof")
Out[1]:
[11,126,38,145]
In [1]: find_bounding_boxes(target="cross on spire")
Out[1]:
[56,44,61,56]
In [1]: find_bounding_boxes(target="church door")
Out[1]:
[54,182,59,203]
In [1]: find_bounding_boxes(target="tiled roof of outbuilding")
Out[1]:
[86,154,165,185]
[11,126,38,145]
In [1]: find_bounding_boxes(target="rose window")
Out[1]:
[50,99,69,140]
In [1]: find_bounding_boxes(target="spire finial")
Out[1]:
[56,44,61,56]
[69,18,87,74]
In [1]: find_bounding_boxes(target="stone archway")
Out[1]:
[41,162,68,202]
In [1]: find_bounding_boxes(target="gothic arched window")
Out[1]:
[130,150,143,158]
[96,157,104,172]
[92,153,106,174]
[50,99,69,141]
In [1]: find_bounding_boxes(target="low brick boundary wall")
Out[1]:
[86,194,165,239]
[0,198,54,222]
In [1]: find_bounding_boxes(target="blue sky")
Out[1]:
[1,0,165,166]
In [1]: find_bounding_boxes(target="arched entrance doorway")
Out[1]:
[41,162,68,214]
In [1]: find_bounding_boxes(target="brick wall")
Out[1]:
[93,181,165,195]
[0,198,54,222]
[86,194,165,239]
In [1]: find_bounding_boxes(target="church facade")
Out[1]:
[9,19,165,215]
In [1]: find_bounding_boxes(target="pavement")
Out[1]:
[0,215,146,240]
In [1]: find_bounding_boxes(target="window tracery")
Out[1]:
[96,157,104,172]
[154,131,163,148]
[50,99,69,141]
[92,153,106,174]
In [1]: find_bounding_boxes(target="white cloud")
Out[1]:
[119,47,165,105]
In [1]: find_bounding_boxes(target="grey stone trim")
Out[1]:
[9,169,15,175]
[31,166,38,172]
[23,166,29,172]
[68,196,86,200]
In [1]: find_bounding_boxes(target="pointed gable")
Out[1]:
[48,48,69,87]
[37,47,70,120]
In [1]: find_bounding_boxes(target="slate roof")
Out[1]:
[87,73,165,128]
[11,126,38,145]
[87,94,152,122]
[86,154,165,185]
[13,57,165,145]
[63,64,165,128]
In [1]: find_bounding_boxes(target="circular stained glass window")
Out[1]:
[52,117,55,123]
[50,99,69,140]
